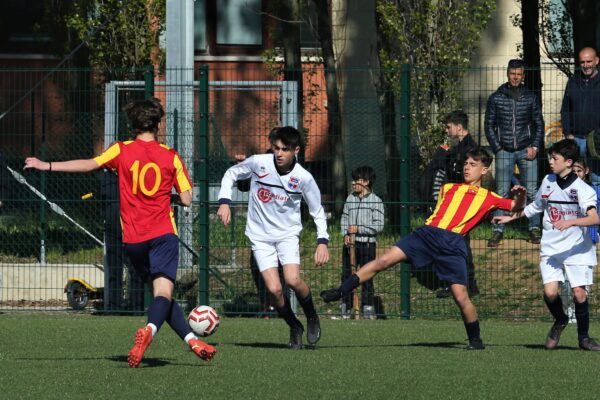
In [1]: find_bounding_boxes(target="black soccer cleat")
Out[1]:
[466,337,485,350]
[545,320,568,349]
[320,288,342,303]
[289,325,304,350]
[579,337,600,351]
[306,316,321,346]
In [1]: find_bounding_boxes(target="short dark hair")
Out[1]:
[269,126,305,149]
[351,165,376,189]
[549,138,580,163]
[507,58,525,71]
[443,110,469,130]
[465,147,493,167]
[123,98,165,135]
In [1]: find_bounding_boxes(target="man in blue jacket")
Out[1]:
[485,59,544,247]
[561,47,600,186]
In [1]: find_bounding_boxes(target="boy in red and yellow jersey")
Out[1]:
[24,98,216,367]
[322,148,527,349]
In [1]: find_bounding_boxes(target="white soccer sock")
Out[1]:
[184,332,197,344]
[147,323,158,337]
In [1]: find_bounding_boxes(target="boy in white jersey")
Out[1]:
[494,139,600,351]
[217,126,329,349]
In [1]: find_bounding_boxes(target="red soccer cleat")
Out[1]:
[127,326,153,368]
[189,338,217,361]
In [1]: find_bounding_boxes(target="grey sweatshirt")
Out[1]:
[340,192,385,243]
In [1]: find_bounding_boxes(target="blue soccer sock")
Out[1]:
[275,297,303,329]
[147,296,172,334]
[166,300,193,341]
[464,320,481,341]
[575,299,590,340]
[298,291,318,319]
[543,294,568,324]
[340,274,360,296]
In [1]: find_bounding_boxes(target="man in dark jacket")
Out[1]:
[561,47,600,186]
[485,59,544,247]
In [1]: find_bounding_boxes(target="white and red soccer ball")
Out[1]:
[188,305,220,337]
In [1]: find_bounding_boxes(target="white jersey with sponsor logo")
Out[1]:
[524,173,597,265]
[218,154,329,242]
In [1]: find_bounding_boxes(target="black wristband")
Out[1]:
[48,162,52,172]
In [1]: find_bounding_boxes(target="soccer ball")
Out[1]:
[188,305,220,337]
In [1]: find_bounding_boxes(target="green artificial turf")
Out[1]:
[2,314,600,399]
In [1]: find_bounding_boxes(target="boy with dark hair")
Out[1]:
[340,165,385,318]
[493,139,600,351]
[217,126,329,349]
[322,148,526,349]
[24,98,216,367]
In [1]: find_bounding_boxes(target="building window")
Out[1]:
[216,0,262,46]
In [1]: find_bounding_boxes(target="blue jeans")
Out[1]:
[492,149,541,232]
[571,136,600,187]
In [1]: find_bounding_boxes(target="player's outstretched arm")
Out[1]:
[314,243,329,266]
[24,157,98,173]
[217,204,231,226]
[510,185,527,211]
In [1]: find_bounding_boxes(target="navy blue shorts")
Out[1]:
[124,233,179,282]
[395,226,468,285]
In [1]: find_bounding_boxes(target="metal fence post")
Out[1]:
[144,65,154,99]
[143,65,155,309]
[399,64,411,320]
[198,65,210,305]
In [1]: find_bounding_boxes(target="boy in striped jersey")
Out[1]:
[321,148,526,349]
[493,139,600,351]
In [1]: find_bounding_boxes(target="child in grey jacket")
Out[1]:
[341,166,385,318]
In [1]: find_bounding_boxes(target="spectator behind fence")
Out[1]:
[560,47,600,186]
[493,139,600,351]
[435,111,480,298]
[485,58,544,247]
[340,165,385,319]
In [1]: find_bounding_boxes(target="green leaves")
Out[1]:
[375,0,496,164]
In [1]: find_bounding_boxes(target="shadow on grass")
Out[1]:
[522,344,580,351]
[233,342,290,349]
[107,355,172,367]
[231,341,466,349]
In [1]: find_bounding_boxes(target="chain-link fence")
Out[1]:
[0,64,595,321]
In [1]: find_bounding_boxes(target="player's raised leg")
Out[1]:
[321,246,406,302]
[282,264,321,346]
[449,283,484,350]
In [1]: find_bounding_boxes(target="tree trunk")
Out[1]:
[374,10,401,232]
[278,0,304,142]
[567,0,598,60]
[311,0,345,216]
[521,0,542,106]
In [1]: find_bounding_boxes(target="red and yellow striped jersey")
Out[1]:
[94,139,192,244]
[425,183,512,235]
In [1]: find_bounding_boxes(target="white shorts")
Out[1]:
[539,256,594,287]
[250,236,300,272]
